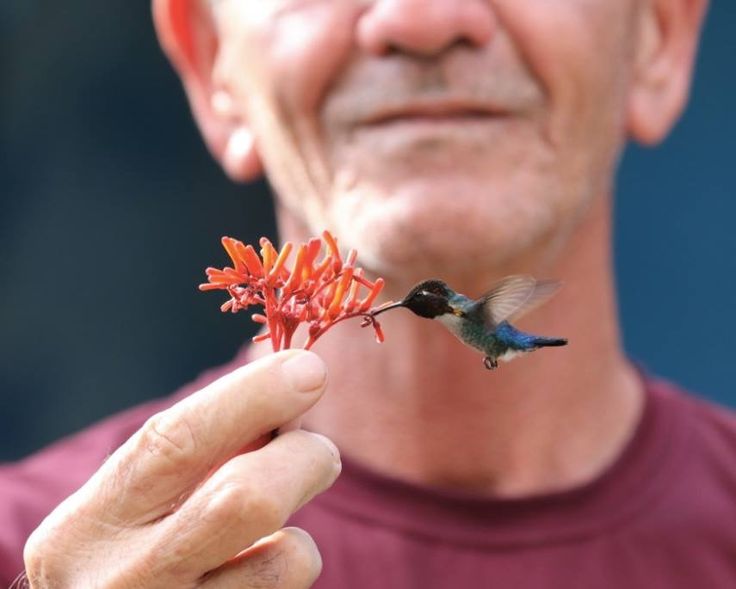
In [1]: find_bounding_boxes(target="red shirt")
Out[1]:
[2,357,736,588]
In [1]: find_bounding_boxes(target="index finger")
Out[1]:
[89,350,328,524]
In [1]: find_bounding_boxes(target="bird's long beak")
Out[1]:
[369,301,406,317]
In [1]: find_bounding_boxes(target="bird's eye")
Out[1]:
[419,290,430,298]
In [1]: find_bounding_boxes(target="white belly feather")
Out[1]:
[436,314,533,363]
[436,313,466,333]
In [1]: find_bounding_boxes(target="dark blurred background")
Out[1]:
[2,1,734,461]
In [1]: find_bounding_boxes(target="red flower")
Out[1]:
[199,231,386,351]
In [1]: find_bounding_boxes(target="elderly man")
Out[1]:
[3,0,734,587]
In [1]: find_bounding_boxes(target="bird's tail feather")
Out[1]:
[533,336,568,348]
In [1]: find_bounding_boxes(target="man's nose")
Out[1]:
[357,0,495,57]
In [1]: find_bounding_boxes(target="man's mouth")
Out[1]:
[360,101,508,127]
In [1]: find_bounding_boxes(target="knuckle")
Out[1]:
[239,485,287,532]
[204,482,285,533]
[277,528,323,586]
[23,525,65,586]
[201,483,247,526]
[137,410,199,464]
[232,529,322,589]
[23,528,46,578]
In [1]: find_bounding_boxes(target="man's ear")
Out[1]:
[626,0,708,145]
[152,0,262,182]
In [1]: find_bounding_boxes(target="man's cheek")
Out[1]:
[267,6,357,112]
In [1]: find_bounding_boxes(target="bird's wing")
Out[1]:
[480,275,560,326]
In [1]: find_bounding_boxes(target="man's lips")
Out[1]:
[360,101,509,126]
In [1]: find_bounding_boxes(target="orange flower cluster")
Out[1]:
[199,230,386,351]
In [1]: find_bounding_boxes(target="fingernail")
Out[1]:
[282,352,327,393]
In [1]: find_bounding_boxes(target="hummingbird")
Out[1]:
[371,275,568,370]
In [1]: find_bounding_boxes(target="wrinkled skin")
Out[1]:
[24,352,339,588]
[199,0,693,288]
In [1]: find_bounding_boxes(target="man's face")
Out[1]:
[210,0,639,285]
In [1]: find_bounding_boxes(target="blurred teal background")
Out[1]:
[1,1,734,460]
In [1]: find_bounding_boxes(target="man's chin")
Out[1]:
[324,176,564,284]
[330,209,524,289]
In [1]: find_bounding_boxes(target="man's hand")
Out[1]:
[23,350,340,588]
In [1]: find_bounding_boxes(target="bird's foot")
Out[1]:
[483,356,498,370]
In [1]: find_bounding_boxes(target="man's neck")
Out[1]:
[272,197,644,497]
